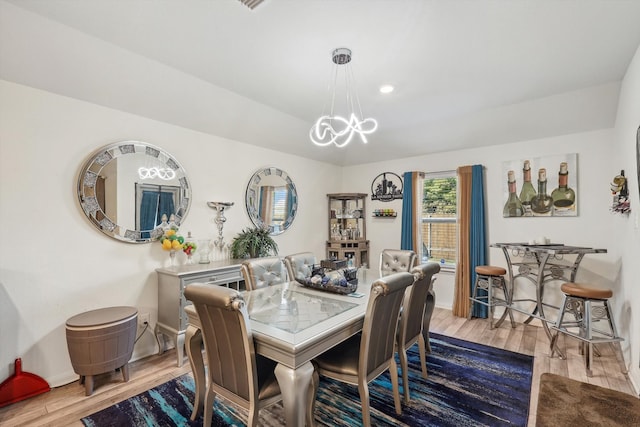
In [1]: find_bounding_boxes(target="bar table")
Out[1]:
[491,243,607,357]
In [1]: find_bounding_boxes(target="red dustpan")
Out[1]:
[0,358,51,408]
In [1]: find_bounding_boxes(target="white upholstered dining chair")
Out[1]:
[241,256,287,291]
[379,249,417,277]
[283,252,317,282]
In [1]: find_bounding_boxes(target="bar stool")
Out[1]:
[469,265,515,329]
[550,282,624,377]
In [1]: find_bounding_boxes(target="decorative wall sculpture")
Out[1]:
[371,172,403,202]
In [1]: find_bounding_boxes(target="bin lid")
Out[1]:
[66,306,138,327]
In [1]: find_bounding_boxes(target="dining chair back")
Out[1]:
[184,284,295,427]
[379,249,417,277]
[241,256,287,291]
[311,271,415,427]
[423,276,437,353]
[283,252,317,281]
[397,262,440,402]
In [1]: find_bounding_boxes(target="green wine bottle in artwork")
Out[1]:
[531,168,554,216]
[551,162,576,216]
[519,160,537,216]
[503,170,524,217]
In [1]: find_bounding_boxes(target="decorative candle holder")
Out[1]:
[207,201,234,250]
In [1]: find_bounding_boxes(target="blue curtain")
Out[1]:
[401,171,424,255]
[158,192,175,223]
[470,165,488,318]
[259,187,266,218]
[140,191,160,236]
[400,171,414,250]
[287,185,295,217]
[140,189,176,238]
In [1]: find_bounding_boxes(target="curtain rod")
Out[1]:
[423,169,456,178]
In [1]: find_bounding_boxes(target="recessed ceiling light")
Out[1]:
[379,85,394,94]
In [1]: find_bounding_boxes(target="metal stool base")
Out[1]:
[469,274,515,329]
[550,294,623,377]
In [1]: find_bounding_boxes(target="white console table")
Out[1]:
[155,259,245,366]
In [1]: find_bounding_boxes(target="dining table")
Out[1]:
[491,243,607,357]
[184,269,376,426]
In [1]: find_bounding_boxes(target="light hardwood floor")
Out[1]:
[0,307,634,427]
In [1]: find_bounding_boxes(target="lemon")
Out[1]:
[162,239,172,250]
[172,240,183,250]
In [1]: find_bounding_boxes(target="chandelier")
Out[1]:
[309,48,378,148]
[138,166,176,180]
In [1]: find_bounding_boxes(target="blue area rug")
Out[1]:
[82,333,533,426]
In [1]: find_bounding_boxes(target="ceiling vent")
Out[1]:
[238,0,265,10]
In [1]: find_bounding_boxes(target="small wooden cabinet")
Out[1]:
[155,260,244,366]
[326,193,369,267]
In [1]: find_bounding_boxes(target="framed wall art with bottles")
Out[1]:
[501,153,578,218]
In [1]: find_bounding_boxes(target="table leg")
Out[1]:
[185,325,205,420]
[274,361,315,427]
[536,252,551,338]
[155,324,186,366]
[536,253,566,359]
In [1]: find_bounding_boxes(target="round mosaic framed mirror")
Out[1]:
[77,141,191,243]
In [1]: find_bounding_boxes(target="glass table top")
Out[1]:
[245,284,358,334]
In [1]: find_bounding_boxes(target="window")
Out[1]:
[271,187,288,223]
[421,171,457,269]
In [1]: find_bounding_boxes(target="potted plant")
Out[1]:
[230,226,279,259]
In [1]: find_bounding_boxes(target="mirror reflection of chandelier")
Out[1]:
[138,166,176,180]
[309,48,378,148]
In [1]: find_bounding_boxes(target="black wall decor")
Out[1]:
[371,172,403,202]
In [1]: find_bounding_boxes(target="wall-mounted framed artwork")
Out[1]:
[502,153,578,217]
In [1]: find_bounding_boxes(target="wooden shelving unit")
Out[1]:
[326,193,369,267]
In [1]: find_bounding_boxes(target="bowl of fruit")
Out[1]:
[160,229,184,266]
[183,241,197,264]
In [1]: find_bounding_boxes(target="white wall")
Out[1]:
[611,44,640,393]
[0,80,341,386]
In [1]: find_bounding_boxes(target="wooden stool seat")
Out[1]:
[560,282,613,300]
[475,265,506,276]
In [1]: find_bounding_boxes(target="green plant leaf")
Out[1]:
[230,226,278,259]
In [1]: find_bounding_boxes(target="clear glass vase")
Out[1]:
[168,249,177,267]
[198,239,211,264]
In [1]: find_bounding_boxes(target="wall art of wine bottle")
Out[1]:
[502,153,578,218]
